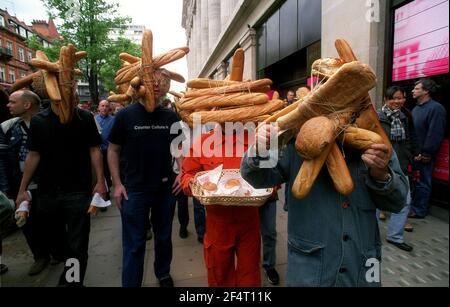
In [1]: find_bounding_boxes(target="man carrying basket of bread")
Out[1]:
[179,49,285,287]
[241,40,410,287]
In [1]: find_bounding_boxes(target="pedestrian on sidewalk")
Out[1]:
[108,69,179,288]
[15,98,106,287]
[409,78,447,219]
[377,86,421,252]
[0,90,58,276]
[95,100,115,208]
[181,127,262,287]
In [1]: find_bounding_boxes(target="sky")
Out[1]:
[1,0,188,92]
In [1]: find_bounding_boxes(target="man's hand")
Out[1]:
[15,190,31,209]
[172,174,183,196]
[256,124,279,155]
[362,144,392,181]
[113,184,128,210]
[93,180,107,199]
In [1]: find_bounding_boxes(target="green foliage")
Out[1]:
[100,37,141,92]
[26,35,62,62]
[41,0,131,102]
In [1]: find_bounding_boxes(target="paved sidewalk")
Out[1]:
[1,196,448,287]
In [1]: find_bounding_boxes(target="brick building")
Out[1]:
[0,9,59,90]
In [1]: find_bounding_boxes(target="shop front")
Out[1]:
[387,0,449,208]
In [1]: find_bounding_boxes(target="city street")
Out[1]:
[1,191,448,287]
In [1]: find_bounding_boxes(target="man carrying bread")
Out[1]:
[108,69,180,288]
[241,124,409,287]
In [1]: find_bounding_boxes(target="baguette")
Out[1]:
[292,143,333,199]
[119,53,141,64]
[185,79,273,98]
[326,143,354,196]
[190,99,285,124]
[166,70,185,83]
[153,47,189,68]
[35,51,61,102]
[29,59,59,72]
[187,78,240,89]
[342,126,384,151]
[140,30,156,112]
[230,48,244,82]
[178,93,268,111]
[312,58,345,79]
[335,39,392,157]
[10,72,37,93]
[277,62,376,131]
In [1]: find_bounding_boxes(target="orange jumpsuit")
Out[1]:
[181,130,261,287]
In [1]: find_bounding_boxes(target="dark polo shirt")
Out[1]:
[28,107,102,194]
[109,103,180,192]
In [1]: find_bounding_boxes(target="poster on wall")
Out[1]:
[393,0,449,82]
[433,139,449,182]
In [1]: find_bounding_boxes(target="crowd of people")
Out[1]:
[0,77,447,287]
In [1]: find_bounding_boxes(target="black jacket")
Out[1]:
[377,108,421,173]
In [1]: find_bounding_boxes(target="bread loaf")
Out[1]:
[335,39,393,157]
[190,99,284,124]
[277,62,377,131]
[296,116,336,160]
[326,143,354,196]
[140,30,156,113]
[178,93,268,111]
[312,58,345,79]
[342,126,384,151]
[230,49,244,82]
[187,79,240,89]
[184,79,273,98]
[292,143,333,199]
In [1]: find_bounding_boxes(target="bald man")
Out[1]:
[0,90,57,276]
[95,100,115,198]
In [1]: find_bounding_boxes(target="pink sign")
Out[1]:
[393,0,449,82]
[433,139,449,182]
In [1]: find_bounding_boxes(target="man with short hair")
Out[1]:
[410,78,447,219]
[284,90,296,107]
[15,94,106,286]
[95,100,115,201]
[0,90,55,276]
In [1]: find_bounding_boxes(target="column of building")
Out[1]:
[208,0,221,53]
[194,0,202,77]
[220,0,238,30]
[200,0,209,70]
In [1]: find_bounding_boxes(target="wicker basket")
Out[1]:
[192,169,273,207]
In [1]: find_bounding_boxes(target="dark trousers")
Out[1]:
[21,189,52,261]
[411,161,434,217]
[37,192,91,286]
[121,189,176,287]
[177,193,189,228]
[193,198,206,239]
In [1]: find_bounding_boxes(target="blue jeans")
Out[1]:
[411,161,434,217]
[193,198,205,239]
[121,189,175,287]
[259,200,277,269]
[377,179,411,243]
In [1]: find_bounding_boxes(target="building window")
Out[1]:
[9,69,15,83]
[0,67,5,82]
[18,47,25,62]
[6,41,13,54]
[19,27,27,38]
[0,15,5,27]
[20,71,27,79]
[27,51,33,61]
